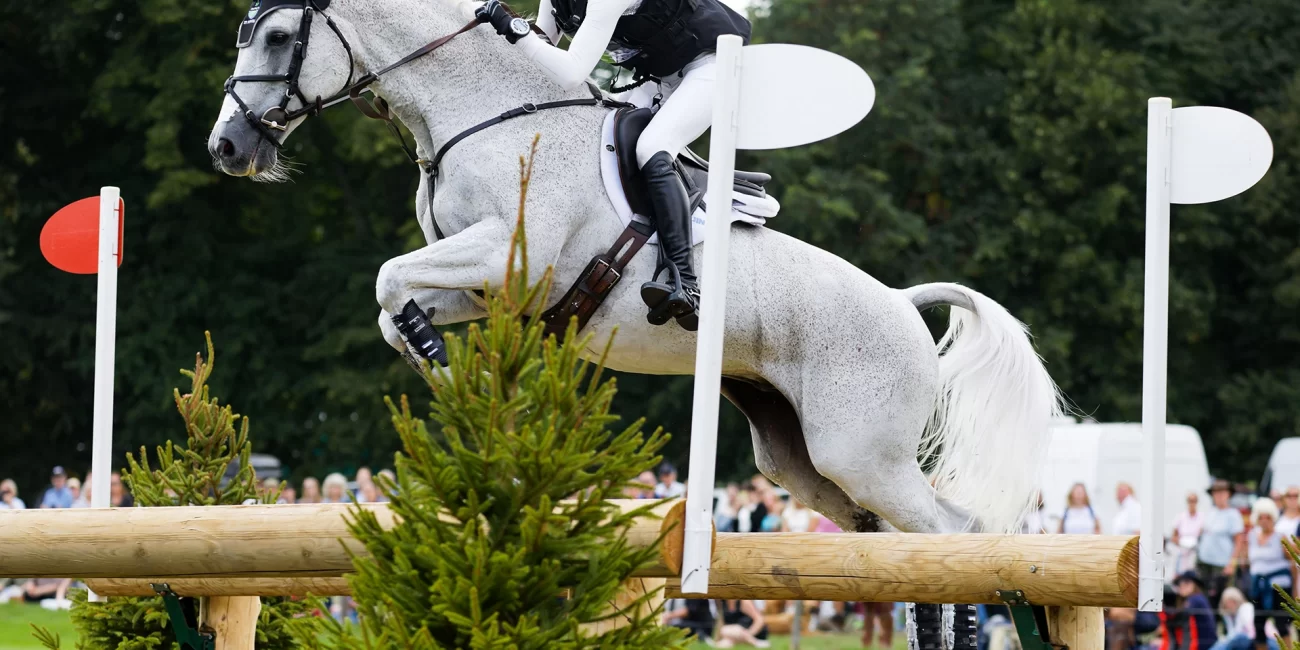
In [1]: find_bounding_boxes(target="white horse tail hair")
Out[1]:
[903,282,1065,534]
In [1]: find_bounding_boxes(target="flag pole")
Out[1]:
[680,34,745,595]
[88,186,120,602]
[1139,98,1171,611]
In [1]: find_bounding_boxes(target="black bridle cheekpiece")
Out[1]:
[225,0,356,146]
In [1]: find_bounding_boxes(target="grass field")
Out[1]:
[0,602,906,650]
[0,605,76,650]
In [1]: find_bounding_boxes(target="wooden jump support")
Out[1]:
[1,502,1135,649]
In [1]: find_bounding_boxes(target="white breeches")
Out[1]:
[622,54,717,168]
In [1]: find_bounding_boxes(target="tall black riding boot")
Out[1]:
[639,151,700,331]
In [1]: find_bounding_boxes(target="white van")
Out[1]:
[1037,420,1211,535]
[1260,438,1300,496]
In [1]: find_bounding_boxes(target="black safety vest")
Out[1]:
[550,0,752,78]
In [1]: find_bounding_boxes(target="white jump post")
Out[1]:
[89,186,122,601]
[681,38,875,593]
[1139,99,1272,611]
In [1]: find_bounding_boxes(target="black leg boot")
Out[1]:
[638,151,700,331]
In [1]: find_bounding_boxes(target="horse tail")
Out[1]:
[902,282,1065,533]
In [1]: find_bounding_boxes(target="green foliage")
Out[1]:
[305,142,686,649]
[1277,537,1300,649]
[32,334,320,650]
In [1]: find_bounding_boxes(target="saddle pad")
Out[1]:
[599,111,778,247]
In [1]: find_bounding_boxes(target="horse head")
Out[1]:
[208,0,358,181]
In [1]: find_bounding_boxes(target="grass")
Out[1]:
[1,602,909,650]
[0,604,76,650]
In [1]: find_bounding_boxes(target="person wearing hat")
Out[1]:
[1174,571,1219,649]
[654,462,685,499]
[1199,479,1246,608]
[39,466,73,509]
[1234,497,1296,650]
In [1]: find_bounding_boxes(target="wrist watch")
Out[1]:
[509,17,530,38]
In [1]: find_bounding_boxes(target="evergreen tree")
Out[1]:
[32,334,320,650]
[305,139,688,650]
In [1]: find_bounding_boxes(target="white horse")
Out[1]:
[208,0,1063,537]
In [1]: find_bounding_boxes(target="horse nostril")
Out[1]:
[217,138,237,159]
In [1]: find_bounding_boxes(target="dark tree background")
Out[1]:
[3,0,1298,499]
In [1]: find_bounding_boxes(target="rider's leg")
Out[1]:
[635,55,716,330]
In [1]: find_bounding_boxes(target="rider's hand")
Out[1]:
[476,0,529,44]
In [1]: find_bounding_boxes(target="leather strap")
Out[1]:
[538,221,654,341]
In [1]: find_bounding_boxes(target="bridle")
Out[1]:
[224,0,482,147]
[222,0,630,244]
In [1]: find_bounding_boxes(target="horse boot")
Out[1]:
[391,299,449,367]
[638,151,701,331]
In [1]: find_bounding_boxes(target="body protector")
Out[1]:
[550,0,751,78]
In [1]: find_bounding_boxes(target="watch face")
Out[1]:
[511,17,530,35]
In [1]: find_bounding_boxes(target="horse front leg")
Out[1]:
[375,219,512,363]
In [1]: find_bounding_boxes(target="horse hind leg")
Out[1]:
[801,389,982,535]
[721,378,887,533]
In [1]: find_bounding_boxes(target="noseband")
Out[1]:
[224,0,482,147]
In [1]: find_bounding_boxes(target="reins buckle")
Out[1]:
[522,103,538,113]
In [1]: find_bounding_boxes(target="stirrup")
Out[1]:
[640,260,699,331]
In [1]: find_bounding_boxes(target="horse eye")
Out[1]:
[267,31,291,47]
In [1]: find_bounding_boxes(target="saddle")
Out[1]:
[611,107,773,218]
[538,107,775,340]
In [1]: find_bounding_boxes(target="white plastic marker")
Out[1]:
[1139,99,1271,611]
[680,36,875,594]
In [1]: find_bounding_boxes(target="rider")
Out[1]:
[476,0,751,331]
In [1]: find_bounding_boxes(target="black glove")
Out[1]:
[476,0,530,44]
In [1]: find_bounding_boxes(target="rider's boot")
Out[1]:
[639,151,700,331]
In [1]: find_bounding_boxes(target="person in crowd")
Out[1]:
[109,472,133,507]
[1112,482,1142,536]
[862,601,894,649]
[261,477,280,500]
[40,466,73,508]
[278,483,297,504]
[353,467,373,503]
[73,472,93,508]
[1210,587,1256,650]
[1174,571,1219,649]
[1022,491,1047,534]
[715,482,740,532]
[760,492,785,532]
[377,469,397,493]
[654,462,686,498]
[783,498,818,533]
[322,473,349,503]
[22,578,73,604]
[1174,491,1207,575]
[717,599,770,648]
[66,477,81,505]
[1059,483,1101,534]
[0,478,26,509]
[299,477,323,504]
[624,470,654,498]
[359,480,383,504]
[745,483,769,533]
[1234,497,1294,650]
[661,597,717,640]
[1277,486,1300,538]
[1201,479,1246,609]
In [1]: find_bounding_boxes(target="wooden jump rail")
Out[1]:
[0,502,1135,649]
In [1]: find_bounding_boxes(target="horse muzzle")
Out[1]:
[209,120,278,177]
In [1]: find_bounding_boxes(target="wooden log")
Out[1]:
[202,596,261,650]
[0,499,686,580]
[664,532,1138,607]
[581,578,667,635]
[1046,605,1104,650]
[85,577,353,597]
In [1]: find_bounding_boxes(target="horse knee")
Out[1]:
[375,258,406,313]
[377,310,406,353]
